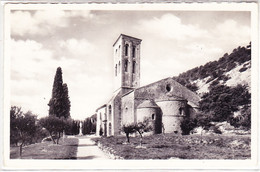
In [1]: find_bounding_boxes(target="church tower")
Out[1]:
[113,34,142,94]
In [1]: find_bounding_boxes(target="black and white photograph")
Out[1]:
[2,2,259,170]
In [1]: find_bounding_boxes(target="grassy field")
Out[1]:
[10,137,79,159]
[93,134,250,159]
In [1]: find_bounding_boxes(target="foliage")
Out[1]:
[135,118,153,146]
[229,105,251,130]
[65,119,80,135]
[39,116,69,144]
[122,118,153,144]
[10,106,37,157]
[62,83,71,119]
[181,112,212,135]
[199,84,251,123]
[122,123,136,143]
[48,67,71,119]
[180,117,197,135]
[82,114,97,135]
[173,43,251,91]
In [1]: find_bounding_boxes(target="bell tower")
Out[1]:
[113,34,142,94]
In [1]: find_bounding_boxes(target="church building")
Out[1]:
[96,34,200,136]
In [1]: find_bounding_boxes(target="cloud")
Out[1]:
[11,39,55,80]
[213,19,250,47]
[59,38,96,56]
[11,10,93,36]
[137,14,209,41]
[10,38,111,119]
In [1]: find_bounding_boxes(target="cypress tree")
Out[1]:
[48,67,70,119]
[62,83,71,118]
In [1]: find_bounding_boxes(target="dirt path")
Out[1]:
[76,136,110,160]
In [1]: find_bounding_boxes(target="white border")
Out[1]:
[2,3,259,170]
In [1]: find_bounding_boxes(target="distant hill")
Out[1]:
[173,42,251,95]
[173,43,251,130]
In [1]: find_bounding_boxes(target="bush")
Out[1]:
[239,67,247,73]
[180,117,197,135]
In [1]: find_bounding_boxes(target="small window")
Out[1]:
[166,84,172,92]
[132,46,136,58]
[118,46,121,57]
[125,44,129,56]
[179,108,182,115]
[108,105,112,121]
[132,61,136,73]
[118,61,121,73]
[108,105,112,115]
[124,59,128,72]
[115,64,117,76]
[152,114,155,120]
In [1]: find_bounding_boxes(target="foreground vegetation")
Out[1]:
[93,134,250,160]
[10,138,78,159]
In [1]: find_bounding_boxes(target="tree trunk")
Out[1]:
[19,141,24,158]
[200,128,203,143]
[137,131,143,146]
[19,145,22,158]
[49,131,56,144]
[56,132,61,144]
[126,133,130,143]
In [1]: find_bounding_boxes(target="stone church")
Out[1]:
[96,34,200,136]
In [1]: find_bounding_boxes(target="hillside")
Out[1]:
[173,43,251,95]
[173,43,251,131]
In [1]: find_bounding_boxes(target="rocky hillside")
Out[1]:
[173,43,251,96]
[174,43,251,130]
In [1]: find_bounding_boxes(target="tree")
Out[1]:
[180,117,197,135]
[122,124,136,143]
[10,106,37,157]
[48,67,70,119]
[134,118,153,147]
[39,116,68,144]
[122,118,153,145]
[62,83,71,119]
[195,112,212,139]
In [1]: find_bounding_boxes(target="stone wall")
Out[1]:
[121,91,135,125]
[96,105,107,136]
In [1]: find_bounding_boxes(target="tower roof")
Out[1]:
[113,34,142,47]
[137,100,160,109]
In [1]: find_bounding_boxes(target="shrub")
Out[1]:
[239,67,247,73]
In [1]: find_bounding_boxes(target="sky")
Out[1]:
[9,9,251,120]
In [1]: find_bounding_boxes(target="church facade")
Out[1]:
[96,34,200,136]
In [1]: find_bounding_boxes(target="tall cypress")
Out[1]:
[62,83,71,118]
[48,67,70,118]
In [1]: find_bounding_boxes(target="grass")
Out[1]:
[92,134,251,159]
[10,137,79,159]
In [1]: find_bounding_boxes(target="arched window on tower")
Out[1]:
[125,44,129,56]
[132,61,136,74]
[132,46,136,58]
[115,64,117,76]
[124,59,128,72]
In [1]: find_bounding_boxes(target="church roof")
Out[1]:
[135,77,200,107]
[137,100,160,109]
